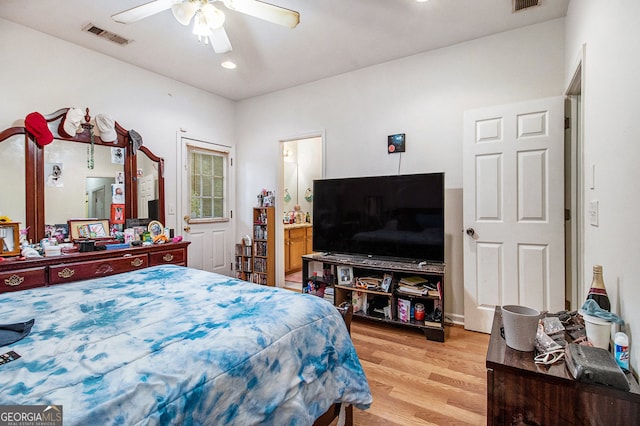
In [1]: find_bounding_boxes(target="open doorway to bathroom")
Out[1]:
[281,136,323,291]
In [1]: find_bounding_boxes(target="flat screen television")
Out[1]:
[313,173,445,263]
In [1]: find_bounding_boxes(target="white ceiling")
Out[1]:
[0,0,569,101]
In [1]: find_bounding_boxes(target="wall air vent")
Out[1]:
[82,23,131,45]
[512,0,540,12]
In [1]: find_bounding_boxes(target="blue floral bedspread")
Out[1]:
[0,265,372,425]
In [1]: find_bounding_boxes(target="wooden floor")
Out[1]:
[343,320,490,426]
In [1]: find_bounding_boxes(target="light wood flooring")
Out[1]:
[343,320,490,425]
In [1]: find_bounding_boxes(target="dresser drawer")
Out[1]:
[49,254,149,284]
[0,267,47,293]
[149,248,186,266]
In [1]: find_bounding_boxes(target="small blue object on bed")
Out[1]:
[0,265,372,425]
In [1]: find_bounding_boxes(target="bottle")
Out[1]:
[586,265,611,311]
[614,332,629,371]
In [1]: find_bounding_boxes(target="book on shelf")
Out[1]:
[398,276,428,286]
[397,286,428,296]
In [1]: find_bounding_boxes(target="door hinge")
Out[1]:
[230,210,233,219]
[564,117,570,130]
[230,157,233,167]
[565,209,571,220]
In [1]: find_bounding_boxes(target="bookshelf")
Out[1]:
[302,253,445,342]
[234,240,252,281]
[251,206,275,286]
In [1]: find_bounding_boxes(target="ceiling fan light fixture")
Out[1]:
[202,4,226,29]
[192,10,212,37]
[171,2,198,25]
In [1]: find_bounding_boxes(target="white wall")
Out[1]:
[0,18,235,234]
[565,1,640,373]
[236,19,566,319]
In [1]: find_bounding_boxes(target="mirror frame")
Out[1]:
[0,107,165,243]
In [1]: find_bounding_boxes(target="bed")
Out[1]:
[0,264,372,425]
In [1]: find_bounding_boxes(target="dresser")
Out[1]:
[0,242,189,293]
[486,306,640,425]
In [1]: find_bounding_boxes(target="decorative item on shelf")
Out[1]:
[284,188,291,203]
[257,188,275,207]
[337,266,353,285]
[293,204,304,224]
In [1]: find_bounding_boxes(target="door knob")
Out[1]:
[184,225,191,233]
[183,215,191,223]
[465,227,475,237]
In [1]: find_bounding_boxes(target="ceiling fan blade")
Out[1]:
[111,0,176,24]
[209,27,233,54]
[223,0,300,28]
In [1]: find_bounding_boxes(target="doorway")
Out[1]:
[280,136,323,290]
[86,177,115,219]
[177,134,234,274]
[565,46,585,310]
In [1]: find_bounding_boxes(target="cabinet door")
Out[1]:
[289,228,306,272]
[284,229,291,273]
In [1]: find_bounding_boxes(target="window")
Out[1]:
[188,146,228,221]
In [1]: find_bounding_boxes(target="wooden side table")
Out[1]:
[486,307,640,425]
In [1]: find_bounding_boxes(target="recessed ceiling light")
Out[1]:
[221,60,237,69]
[416,0,430,2]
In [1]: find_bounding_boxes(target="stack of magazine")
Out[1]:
[396,276,437,296]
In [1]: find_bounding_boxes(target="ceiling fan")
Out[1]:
[112,0,300,54]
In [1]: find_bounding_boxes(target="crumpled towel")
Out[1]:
[0,319,35,347]
[581,299,624,324]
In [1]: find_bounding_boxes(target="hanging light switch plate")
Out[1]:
[589,200,599,226]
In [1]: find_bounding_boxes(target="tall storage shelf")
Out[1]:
[234,241,252,282]
[302,253,445,342]
[252,207,275,286]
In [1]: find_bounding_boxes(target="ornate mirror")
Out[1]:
[0,108,165,243]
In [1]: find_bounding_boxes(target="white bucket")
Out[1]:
[502,305,541,352]
[582,313,611,349]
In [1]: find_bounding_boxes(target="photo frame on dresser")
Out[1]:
[68,219,110,241]
[0,222,21,256]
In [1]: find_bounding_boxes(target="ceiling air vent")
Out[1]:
[82,23,131,45]
[512,0,540,12]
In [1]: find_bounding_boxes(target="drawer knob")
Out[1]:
[4,274,25,287]
[131,258,144,267]
[162,254,174,262]
[58,268,75,279]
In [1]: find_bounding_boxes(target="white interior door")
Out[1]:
[463,97,565,333]
[178,135,234,275]
[137,174,155,218]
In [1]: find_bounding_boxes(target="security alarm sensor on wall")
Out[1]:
[388,133,405,153]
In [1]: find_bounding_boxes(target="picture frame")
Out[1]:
[111,204,125,225]
[68,219,110,241]
[381,274,392,292]
[337,266,354,285]
[0,222,21,256]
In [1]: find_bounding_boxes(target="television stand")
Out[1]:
[302,253,445,342]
